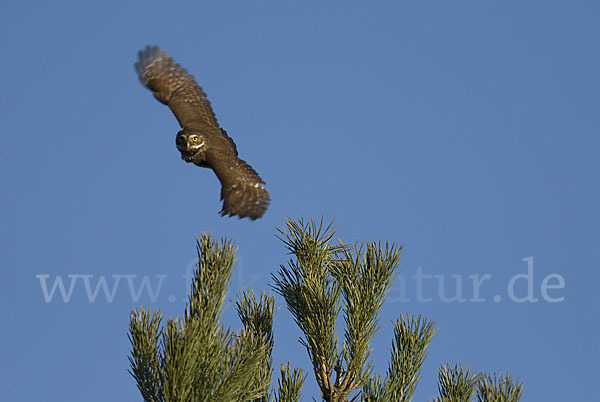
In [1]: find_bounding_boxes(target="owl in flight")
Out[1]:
[135,45,270,220]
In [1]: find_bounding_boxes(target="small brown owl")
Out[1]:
[135,45,270,220]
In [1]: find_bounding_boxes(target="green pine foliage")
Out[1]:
[272,217,345,401]
[235,290,276,402]
[129,217,524,402]
[276,362,307,402]
[363,313,436,401]
[435,363,480,402]
[477,372,524,402]
[129,234,274,402]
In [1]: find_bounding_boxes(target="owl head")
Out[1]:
[176,129,206,163]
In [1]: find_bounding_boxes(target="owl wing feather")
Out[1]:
[135,45,221,135]
[205,146,270,220]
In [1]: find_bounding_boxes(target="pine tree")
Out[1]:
[129,217,524,401]
[129,235,274,401]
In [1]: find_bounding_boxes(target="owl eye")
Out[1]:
[192,137,198,142]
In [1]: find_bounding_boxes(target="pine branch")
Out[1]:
[161,317,196,402]
[236,289,276,402]
[129,233,269,402]
[476,371,523,402]
[128,307,164,402]
[209,329,270,402]
[360,374,383,402]
[276,362,306,402]
[168,233,239,401]
[185,234,237,325]
[273,217,407,402]
[436,363,480,402]
[272,216,344,401]
[330,241,403,400]
[379,313,436,401]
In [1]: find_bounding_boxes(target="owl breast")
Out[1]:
[180,147,207,165]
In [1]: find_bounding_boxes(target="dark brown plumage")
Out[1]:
[135,45,270,220]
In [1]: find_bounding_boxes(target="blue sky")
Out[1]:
[1,1,598,400]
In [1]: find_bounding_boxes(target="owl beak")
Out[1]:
[186,141,190,149]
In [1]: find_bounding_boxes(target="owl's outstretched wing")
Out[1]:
[206,147,270,220]
[135,45,219,133]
